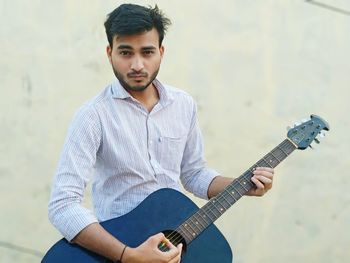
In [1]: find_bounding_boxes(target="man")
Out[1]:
[48,4,274,263]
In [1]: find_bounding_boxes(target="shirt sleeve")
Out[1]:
[48,105,101,241]
[179,100,219,200]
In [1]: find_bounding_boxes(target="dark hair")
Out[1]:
[104,4,171,47]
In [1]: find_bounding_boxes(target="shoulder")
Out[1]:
[163,83,196,109]
[71,84,113,125]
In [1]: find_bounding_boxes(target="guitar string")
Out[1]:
[162,139,296,248]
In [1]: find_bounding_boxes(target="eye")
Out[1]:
[143,50,155,56]
[119,50,132,56]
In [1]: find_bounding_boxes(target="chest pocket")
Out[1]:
[156,133,187,172]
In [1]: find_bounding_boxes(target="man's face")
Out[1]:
[107,28,164,92]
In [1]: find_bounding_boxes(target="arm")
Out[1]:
[179,101,219,199]
[179,100,274,199]
[73,223,183,263]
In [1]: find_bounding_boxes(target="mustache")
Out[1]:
[127,72,148,78]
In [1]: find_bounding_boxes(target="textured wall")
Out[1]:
[1,0,349,262]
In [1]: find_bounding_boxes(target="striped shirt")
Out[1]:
[48,79,219,241]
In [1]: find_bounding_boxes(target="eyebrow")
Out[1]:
[117,45,133,50]
[117,45,157,50]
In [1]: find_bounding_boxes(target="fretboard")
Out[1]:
[175,138,296,244]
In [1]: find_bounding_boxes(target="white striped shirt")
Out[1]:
[48,79,219,241]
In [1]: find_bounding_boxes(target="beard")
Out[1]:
[112,65,160,93]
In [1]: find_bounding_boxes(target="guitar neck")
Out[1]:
[176,138,297,244]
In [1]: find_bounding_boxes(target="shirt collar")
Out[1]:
[111,79,132,99]
[111,79,174,106]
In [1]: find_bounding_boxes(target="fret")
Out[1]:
[228,183,244,200]
[243,177,255,189]
[188,217,202,237]
[284,140,296,154]
[210,199,225,215]
[225,187,239,203]
[183,219,200,238]
[237,178,250,192]
[193,212,207,229]
[272,147,286,162]
[243,170,253,180]
[277,145,288,157]
[200,208,213,224]
[177,226,192,242]
[266,151,281,168]
[259,157,273,168]
[194,214,207,230]
[214,198,230,212]
[203,202,219,219]
[270,151,282,162]
[234,181,248,196]
[220,191,234,208]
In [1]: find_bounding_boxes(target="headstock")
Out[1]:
[287,115,329,150]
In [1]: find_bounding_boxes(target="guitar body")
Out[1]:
[42,188,233,263]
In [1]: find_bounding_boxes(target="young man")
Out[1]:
[48,4,274,263]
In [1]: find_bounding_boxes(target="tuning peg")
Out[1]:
[314,138,320,144]
[319,131,326,138]
[308,144,314,149]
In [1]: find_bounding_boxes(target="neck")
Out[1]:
[128,83,159,112]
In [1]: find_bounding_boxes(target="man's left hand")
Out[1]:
[246,167,274,196]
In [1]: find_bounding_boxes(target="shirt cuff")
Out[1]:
[50,204,98,242]
[194,168,220,200]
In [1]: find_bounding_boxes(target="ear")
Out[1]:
[106,45,112,64]
[159,45,165,58]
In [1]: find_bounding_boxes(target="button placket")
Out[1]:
[146,116,160,174]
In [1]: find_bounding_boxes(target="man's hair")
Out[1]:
[104,4,171,47]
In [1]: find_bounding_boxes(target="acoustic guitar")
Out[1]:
[42,114,329,263]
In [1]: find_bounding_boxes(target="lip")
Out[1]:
[128,75,147,82]
[129,75,145,79]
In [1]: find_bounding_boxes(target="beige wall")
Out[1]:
[1,0,349,262]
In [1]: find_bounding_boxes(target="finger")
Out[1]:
[253,169,274,179]
[251,177,265,189]
[168,244,182,263]
[168,253,181,263]
[164,243,181,262]
[253,175,272,185]
[177,243,183,255]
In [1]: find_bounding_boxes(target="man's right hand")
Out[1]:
[123,233,183,263]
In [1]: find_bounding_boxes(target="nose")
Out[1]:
[131,55,144,72]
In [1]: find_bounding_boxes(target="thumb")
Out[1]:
[177,243,183,252]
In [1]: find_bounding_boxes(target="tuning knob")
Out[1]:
[319,131,326,138]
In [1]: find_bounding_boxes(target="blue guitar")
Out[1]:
[42,115,329,262]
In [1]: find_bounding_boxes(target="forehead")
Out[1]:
[113,28,160,48]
